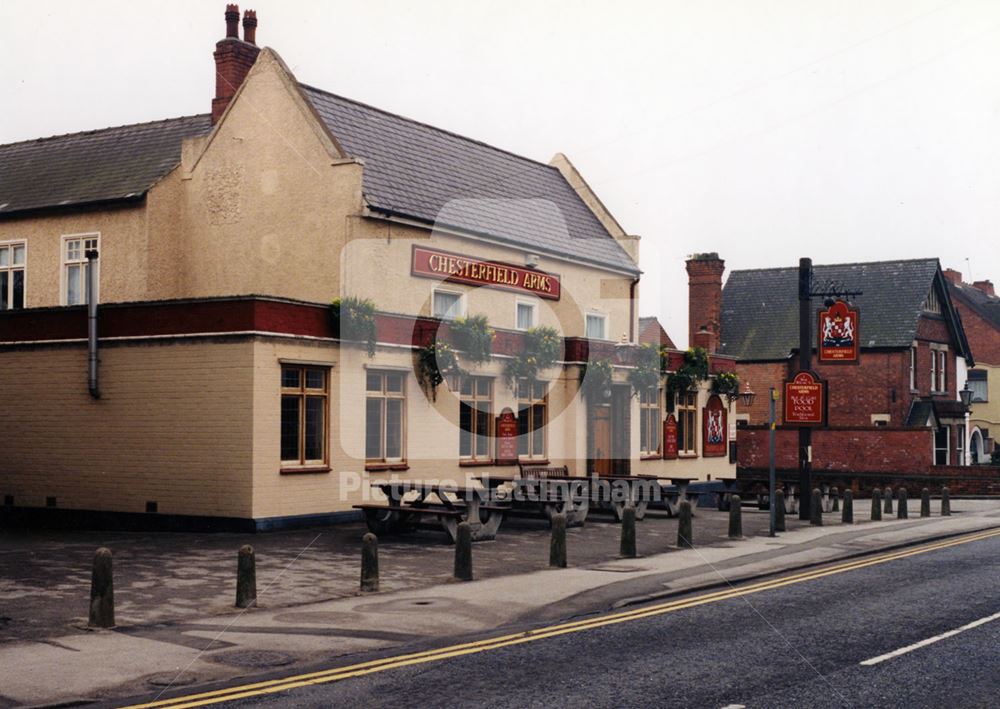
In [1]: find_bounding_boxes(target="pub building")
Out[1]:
[0,7,736,531]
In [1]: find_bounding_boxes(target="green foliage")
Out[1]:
[665,346,711,407]
[416,341,464,401]
[712,371,740,399]
[628,343,662,396]
[580,358,614,401]
[504,326,562,390]
[449,314,495,366]
[331,296,377,358]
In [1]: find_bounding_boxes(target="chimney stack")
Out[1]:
[943,268,962,285]
[686,253,725,353]
[212,5,261,125]
[973,280,995,297]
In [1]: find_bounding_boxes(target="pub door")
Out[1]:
[610,384,631,476]
[590,404,613,476]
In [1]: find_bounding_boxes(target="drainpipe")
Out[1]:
[86,249,100,399]
[628,277,639,343]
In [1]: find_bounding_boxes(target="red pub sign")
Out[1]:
[817,299,859,363]
[662,414,678,459]
[495,407,519,464]
[784,371,826,426]
[412,246,561,300]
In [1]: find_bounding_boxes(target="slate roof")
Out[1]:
[301,85,639,274]
[720,258,971,361]
[947,281,1000,331]
[905,397,966,426]
[0,115,212,216]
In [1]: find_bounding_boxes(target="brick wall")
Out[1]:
[953,298,1000,367]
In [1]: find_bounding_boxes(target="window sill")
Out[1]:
[518,458,550,466]
[677,453,699,459]
[640,454,662,461]
[280,466,331,475]
[365,463,410,472]
[459,459,495,467]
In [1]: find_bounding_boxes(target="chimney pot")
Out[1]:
[943,268,962,285]
[973,280,995,297]
[242,9,257,45]
[225,4,240,38]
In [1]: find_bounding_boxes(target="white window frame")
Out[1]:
[909,344,917,391]
[930,344,948,394]
[515,297,538,331]
[923,287,941,314]
[61,233,100,306]
[431,287,465,321]
[585,311,609,341]
[0,240,26,310]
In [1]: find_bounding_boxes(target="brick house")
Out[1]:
[944,269,1000,463]
[712,257,975,477]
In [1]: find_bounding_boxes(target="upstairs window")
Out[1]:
[432,289,463,321]
[585,313,608,340]
[922,287,941,314]
[0,242,25,310]
[968,370,988,402]
[63,235,99,306]
[930,346,947,393]
[516,299,537,331]
[909,345,917,391]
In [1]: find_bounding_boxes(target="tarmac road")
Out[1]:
[121,529,1000,708]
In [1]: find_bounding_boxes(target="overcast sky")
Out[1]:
[2,0,999,345]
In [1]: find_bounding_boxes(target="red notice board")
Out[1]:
[818,299,859,363]
[663,414,678,459]
[495,407,519,465]
[783,371,826,426]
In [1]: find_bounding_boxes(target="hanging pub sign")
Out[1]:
[702,395,728,457]
[662,414,678,459]
[783,371,826,426]
[412,246,561,300]
[818,299,859,363]
[495,407,519,465]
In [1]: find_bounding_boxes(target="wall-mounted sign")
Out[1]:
[662,414,678,459]
[412,246,561,300]
[818,299,859,363]
[784,371,826,426]
[702,394,728,457]
[495,407,519,464]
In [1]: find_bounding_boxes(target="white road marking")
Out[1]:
[860,610,1000,666]
[719,705,746,709]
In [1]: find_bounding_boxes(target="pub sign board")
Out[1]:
[783,370,826,426]
[662,414,678,460]
[495,407,519,465]
[817,299,859,363]
[412,245,561,300]
[702,395,728,457]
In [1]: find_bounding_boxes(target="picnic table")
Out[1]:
[477,473,591,527]
[589,474,662,522]
[353,480,506,542]
[651,476,701,517]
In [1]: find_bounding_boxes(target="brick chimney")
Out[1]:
[973,280,995,296]
[943,268,962,285]
[212,5,261,125]
[686,253,725,352]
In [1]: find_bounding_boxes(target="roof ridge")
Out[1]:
[299,83,558,172]
[0,113,211,150]
[729,256,939,276]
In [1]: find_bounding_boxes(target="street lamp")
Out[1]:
[739,381,756,409]
[960,383,974,411]
[768,387,779,537]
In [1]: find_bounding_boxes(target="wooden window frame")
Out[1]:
[516,378,548,460]
[0,240,26,310]
[280,365,330,472]
[458,375,494,462]
[639,385,662,457]
[366,370,407,465]
[676,391,698,457]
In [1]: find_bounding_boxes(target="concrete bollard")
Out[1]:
[454,522,473,581]
[620,506,637,558]
[842,490,854,524]
[831,487,840,513]
[88,547,115,628]
[550,513,568,567]
[884,487,894,515]
[920,487,931,518]
[775,489,786,532]
[677,500,694,548]
[810,488,823,526]
[236,545,257,609]
[942,486,951,516]
[360,533,379,592]
[898,487,909,519]
[872,488,883,521]
[728,495,743,539]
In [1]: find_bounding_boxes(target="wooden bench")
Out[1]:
[518,463,569,479]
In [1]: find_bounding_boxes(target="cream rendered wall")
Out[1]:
[0,339,255,517]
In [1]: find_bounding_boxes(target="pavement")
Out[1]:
[1,498,999,707]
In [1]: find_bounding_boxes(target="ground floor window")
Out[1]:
[934,425,950,465]
[676,391,697,455]
[459,376,493,460]
[639,386,661,456]
[281,366,328,466]
[517,378,547,458]
[366,370,406,462]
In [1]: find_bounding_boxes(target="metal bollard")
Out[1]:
[842,490,854,524]
[454,522,473,581]
[898,487,909,519]
[677,500,694,548]
[236,545,257,609]
[941,486,951,516]
[884,487,894,515]
[88,547,115,628]
[361,533,379,592]
[920,488,931,518]
[775,490,786,532]
[872,488,883,521]
[728,495,743,539]
[550,513,568,568]
[831,487,840,513]
[810,488,823,526]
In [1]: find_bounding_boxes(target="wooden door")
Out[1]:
[591,405,612,476]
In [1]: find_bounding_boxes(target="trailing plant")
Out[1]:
[579,358,614,401]
[331,296,377,358]
[503,326,561,389]
[627,343,662,396]
[416,341,464,400]
[665,346,711,409]
[449,314,495,366]
[712,371,740,400]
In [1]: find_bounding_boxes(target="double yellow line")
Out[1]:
[125,527,1000,709]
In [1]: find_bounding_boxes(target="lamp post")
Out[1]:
[768,388,779,535]
[960,383,973,466]
[738,381,757,525]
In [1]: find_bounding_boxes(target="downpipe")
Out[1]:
[86,249,100,399]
